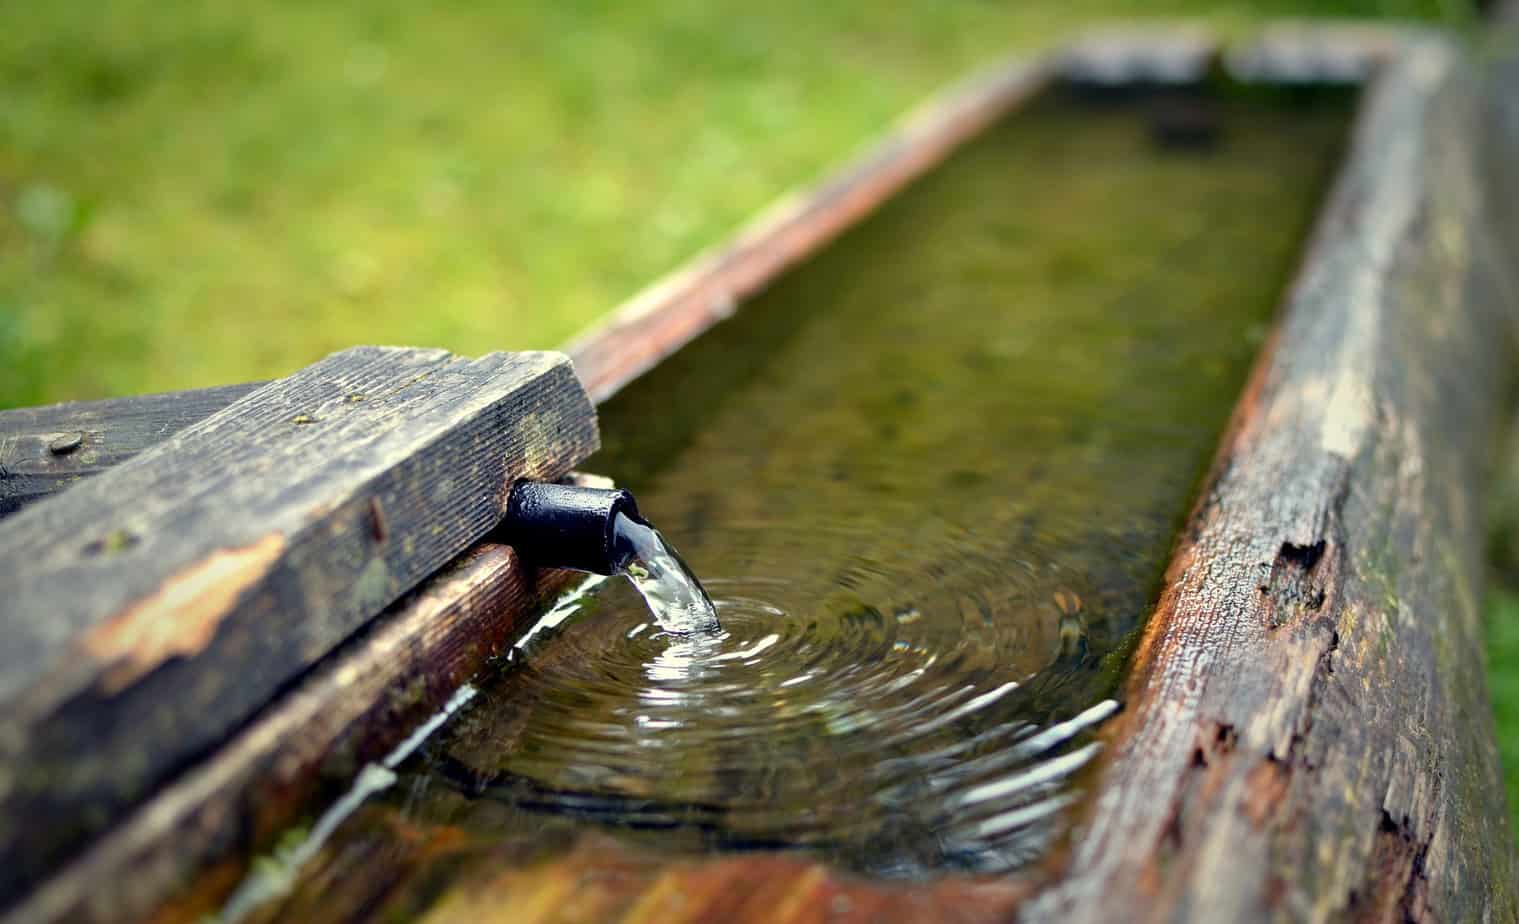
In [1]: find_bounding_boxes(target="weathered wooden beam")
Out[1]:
[0,382,262,517]
[0,347,599,910]
[1023,36,1519,921]
[7,542,582,924]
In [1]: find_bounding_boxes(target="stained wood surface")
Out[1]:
[0,382,264,518]
[1024,36,1519,921]
[9,542,582,924]
[236,825,1033,924]
[0,347,599,911]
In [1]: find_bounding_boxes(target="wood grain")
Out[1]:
[226,821,1032,924]
[0,347,599,911]
[1023,35,1519,922]
[8,544,582,924]
[0,383,262,518]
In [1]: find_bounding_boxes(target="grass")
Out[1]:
[0,0,1464,407]
[1487,588,1519,834]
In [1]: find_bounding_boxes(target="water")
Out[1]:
[226,85,1354,922]
[610,511,721,635]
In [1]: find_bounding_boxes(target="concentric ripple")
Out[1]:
[382,91,1351,881]
[423,527,1127,876]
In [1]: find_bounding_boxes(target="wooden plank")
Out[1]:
[8,543,582,924]
[0,382,262,518]
[1021,36,1519,921]
[206,823,1031,924]
[0,347,599,911]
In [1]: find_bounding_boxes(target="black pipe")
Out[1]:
[499,481,646,576]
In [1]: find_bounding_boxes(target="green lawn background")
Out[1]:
[0,0,1459,407]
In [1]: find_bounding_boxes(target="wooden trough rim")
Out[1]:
[1031,35,1519,923]
[562,53,1050,406]
[6,21,1496,924]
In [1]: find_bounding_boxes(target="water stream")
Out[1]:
[610,511,721,635]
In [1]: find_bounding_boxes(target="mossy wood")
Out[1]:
[0,346,599,911]
[1027,38,1519,921]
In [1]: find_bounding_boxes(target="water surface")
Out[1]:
[236,85,1352,921]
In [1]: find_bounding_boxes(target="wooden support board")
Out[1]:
[1059,25,1217,86]
[1224,21,1412,84]
[0,382,262,517]
[0,347,599,910]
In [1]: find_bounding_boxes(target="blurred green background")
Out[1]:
[0,0,1465,408]
[2,0,1509,827]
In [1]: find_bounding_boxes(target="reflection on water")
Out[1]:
[234,84,1351,921]
[436,575,1120,873]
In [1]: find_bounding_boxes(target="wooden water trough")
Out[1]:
[2,16,1518,924]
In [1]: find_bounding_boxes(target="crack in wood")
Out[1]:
[1349,810,1433,923]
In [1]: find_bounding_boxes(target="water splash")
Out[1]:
[611,511,720,635]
